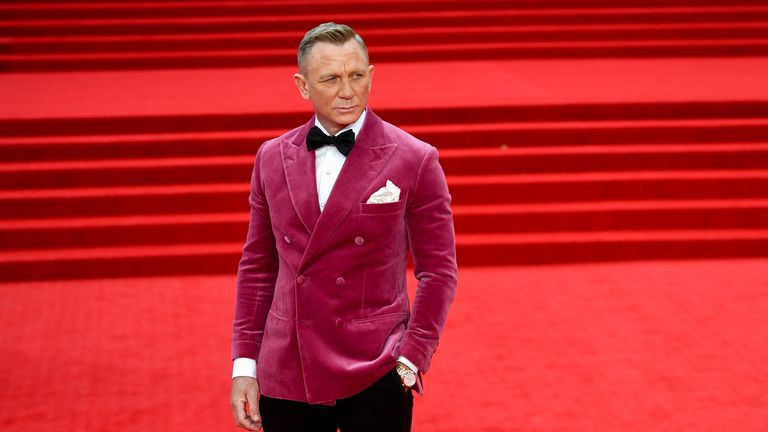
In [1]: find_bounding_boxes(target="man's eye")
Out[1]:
[324,77,337,83]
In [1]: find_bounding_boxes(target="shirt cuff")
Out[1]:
[232,357,257,379]
[397,356,419,374]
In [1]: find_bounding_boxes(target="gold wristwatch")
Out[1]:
[396,363,416,388]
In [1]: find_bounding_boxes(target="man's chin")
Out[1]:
[330,110,363,126]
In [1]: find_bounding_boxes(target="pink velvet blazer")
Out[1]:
[231,109,457,404]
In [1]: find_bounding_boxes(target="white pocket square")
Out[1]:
[366,180,400,204]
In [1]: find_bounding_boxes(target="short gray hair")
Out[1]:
[297,22,368,73]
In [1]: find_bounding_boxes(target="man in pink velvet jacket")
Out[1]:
[230,23,457,432]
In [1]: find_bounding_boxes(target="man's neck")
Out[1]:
[317,120,345,136]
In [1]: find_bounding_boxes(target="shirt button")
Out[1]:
[336,277,345,286]
[326,170,331,175]
[284,235,291,244]
[297,275,306,284]
[354,236,364,246]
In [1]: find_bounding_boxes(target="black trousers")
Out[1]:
[259,368,413,432]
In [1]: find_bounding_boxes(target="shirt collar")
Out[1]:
[313,108,367,140]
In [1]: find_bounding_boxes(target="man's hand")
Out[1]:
[230,376,262,431]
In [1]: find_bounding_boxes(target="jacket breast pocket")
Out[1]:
[358,198,407,237]
[359,197,406,215]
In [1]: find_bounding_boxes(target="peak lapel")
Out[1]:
[302,111,396,266]
[281,120,321,234]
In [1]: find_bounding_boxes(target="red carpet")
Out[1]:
[1,260,766,431]
[1,1,767,429]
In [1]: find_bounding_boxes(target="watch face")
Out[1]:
[398,367,416,387]
[403,373,416,387]
[396,365,416,387]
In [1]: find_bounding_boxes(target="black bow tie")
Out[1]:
[306,126,355,156]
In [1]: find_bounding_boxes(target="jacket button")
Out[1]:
[354,236,364,246]
[336,277,345,286]
[284,235,291,244]
[335,319,344,327]
[297,275,306,284]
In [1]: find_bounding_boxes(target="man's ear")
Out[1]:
[367,64,375,92]
[294,73,310,100]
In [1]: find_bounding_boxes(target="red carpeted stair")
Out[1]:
[2,97,768,279]
[1,1,767,281]
[2,0,768,71]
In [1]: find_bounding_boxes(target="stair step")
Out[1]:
[0,241,243,281]
[2,200,767,249]
[2,143,767,189]
[454,198,768,213]
[0,131,272,162]
[0,240,241,262]
[411,118,768,148]
[0,213,247,249]
[0,134,270,163]
[3,116,768,162]
[439,143,768,174]
[453,200,768,232]
[4,1,766,21]
[7,23,768,55]
[456,229,768,265]
[1,229,766,280]
[458,229,768,244]
[4,39,768,71]
[0,183,248,220]
[3,102,767,138]
[1,1,519,20]
[0,155,256,189]
[3,7,768,37]
[1,171,766,219]
[447,170,768,204]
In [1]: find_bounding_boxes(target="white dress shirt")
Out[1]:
[233,110,418,379]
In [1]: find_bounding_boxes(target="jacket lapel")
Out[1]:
[302,111,396,266]
[281,119,321,234]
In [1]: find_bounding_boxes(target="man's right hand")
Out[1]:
[230,376,262,431]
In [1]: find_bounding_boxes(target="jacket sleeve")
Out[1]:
[231,145,279,361]
[400,146,458,373]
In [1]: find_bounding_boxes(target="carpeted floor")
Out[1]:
[1,259,766,431]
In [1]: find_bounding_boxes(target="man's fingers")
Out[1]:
[232,397,255,430]
[246,386,262,427]
[231,377,262,431]
[234,401,261,430]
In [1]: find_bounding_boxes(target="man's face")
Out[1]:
[294,39,374,135]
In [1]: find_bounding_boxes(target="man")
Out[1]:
[230,22,457,432]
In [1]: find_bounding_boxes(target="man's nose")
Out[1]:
[338,78,354,99]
